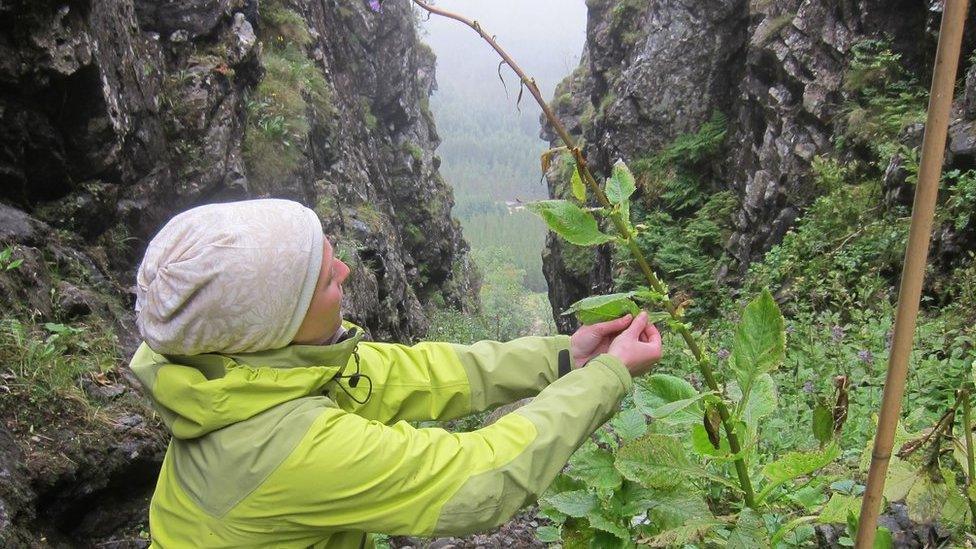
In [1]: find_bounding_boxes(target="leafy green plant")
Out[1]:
[0,246,23,271]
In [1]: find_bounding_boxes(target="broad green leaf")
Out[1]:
[939,467,970,527]
[633,374,701,425]
[527,200,614,246]
[586,511,630,541]
[644,517,721,547]
[874,527,893,549]
[813,404,834,446]
[645,489,714,529]
[740,373,777,428]
[535,525,561,543]
[571,167,586,202]
[610,408,647,441]
[568,441,623,493]
[563,292,640,325]
[612,481,657,517]
[905,471,948,523]
[762,444,840,486]
[591,529,631,549]
[615,434,737,490]
[561,519,594,548]
[882,458,919,502]
[542,489,597,518]
[818,493,860,523]
[727,508,770,549]
[606,160,637,205]
[731,290,785,398]
[648,391,714,421]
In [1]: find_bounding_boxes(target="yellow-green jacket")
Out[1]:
[129,324,633,548]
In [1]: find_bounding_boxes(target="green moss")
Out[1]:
[243,4,335,193]
[402,141,424,162]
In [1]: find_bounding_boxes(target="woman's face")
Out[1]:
[291,238,350,345]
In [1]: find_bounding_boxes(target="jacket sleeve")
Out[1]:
[240,354,632,537]
[330,335,574,424]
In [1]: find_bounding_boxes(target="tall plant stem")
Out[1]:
[411,0,756,508]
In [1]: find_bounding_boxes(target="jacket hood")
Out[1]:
[128,325,364,439]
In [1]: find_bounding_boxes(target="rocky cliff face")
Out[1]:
[0,0,473,544]
[542,0,975,329]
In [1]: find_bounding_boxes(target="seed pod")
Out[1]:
[704,405,722,449]
[832,375,850,437]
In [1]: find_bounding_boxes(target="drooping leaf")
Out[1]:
[610,408,648,442]
[568,440,623,493]
[818,493,860,523]
[563,292,640,325]
[643,517,721,547]
[606,160,637,206]
[727,508,770,549]
[527,200,615,246]
[541,489,598,518]
[813,403,834,446]
[571,167,586,202]
[731,290,785,400]
[633,374,701,425]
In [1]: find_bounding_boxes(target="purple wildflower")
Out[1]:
[857,349,873,364]
[368,0,383,13]
[831,325,845,343]
[717,348,731,360]
[802,380,815,394]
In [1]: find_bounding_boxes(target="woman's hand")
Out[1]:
[569,314,633,367]
[607,311,662,377]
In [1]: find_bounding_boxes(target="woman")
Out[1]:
[129,199,661,548]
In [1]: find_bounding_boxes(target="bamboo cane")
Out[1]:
[855,1,970,546]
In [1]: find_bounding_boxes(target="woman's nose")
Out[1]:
[337,259,350,282]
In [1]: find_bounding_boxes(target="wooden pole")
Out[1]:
[855,1,970,546]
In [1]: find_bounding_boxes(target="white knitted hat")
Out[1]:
[134,199,324,355]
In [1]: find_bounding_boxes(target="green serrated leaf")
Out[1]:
[563,292,640,325]
[762,444,840,486]
[568,441,623,493]
[610,408,647,442]
[571,168,586,202]
[873,527,893,549]
[818,493,860,524]
[615,434,737,490]
[813,404,834,446]
[606,160,637,206]
[906,470,948,523]
[542,490,598,518]
[647,391,714,421]
[644,517,720,547]
[535,524,561,543]
[740,373,777,429]
[731,290,785,401]
[527,200,614,246]
[727,508,770,549]
[586,511,630,541]
[633,374,701,425]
